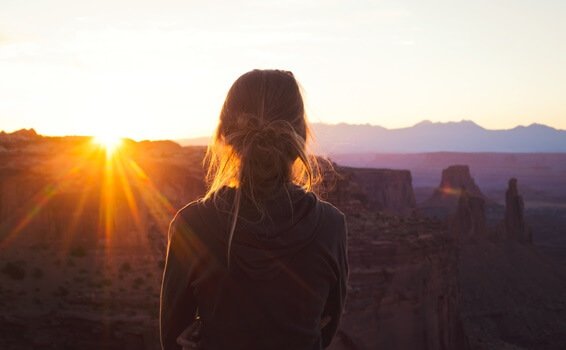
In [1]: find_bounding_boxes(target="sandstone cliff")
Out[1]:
[494,178,532,243]
[325,165,468,350]
[421,165,497,221]
[451,188,487,241]
[326,166,417,217]
[329,212,468,350]
[424,165,486,207]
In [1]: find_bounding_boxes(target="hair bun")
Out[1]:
[224,113,301,160]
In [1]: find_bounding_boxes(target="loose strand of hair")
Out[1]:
[226,185,241,269]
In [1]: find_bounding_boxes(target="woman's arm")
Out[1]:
[321,215,349,348]
[160,214,200,350]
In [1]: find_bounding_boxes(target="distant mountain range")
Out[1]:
[178,120,566,153]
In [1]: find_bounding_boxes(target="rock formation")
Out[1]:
[329,211,468,350]
[502,178,532,243]
[426,165,486,207]
[325,166,417,217]
[0,128,38,142]
[451,187,487,241]
[320,163,468,349]
[421,165,494,220]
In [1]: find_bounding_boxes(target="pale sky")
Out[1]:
[1,0,565,140]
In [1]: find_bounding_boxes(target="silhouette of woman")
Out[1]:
[160,69,348,350]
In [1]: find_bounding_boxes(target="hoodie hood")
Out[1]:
[209,184,322,280]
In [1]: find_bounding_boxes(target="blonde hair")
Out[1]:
[203,69,322,267]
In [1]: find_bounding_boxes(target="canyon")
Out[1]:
[1,131,565,349]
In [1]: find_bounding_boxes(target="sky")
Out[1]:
[1,0,565,140]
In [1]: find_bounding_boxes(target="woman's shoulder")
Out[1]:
[169,198,209,237]
[317,197,346,226]
[171,193,231,236]
[174,198,203,219]
[306,195,347,250]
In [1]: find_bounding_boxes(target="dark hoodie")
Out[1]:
[160,184,348,350]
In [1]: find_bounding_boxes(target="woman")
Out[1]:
[160,69,348,350]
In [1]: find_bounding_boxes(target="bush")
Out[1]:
[1,262,26,280]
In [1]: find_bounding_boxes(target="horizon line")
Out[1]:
[1,118,564,142]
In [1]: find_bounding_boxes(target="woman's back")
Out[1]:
[161,184,348,349]
[160,69,348,349]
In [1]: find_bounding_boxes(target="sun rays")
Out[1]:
[0,137,183,261]
[92,134,124,157]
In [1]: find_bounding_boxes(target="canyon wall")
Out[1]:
[329,213,468,350]
[326,166,417,217]
[325,166,468,349]
[0,135,467,349]
[451,188,488,241]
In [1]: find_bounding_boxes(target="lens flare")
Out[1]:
[92,134,123,155]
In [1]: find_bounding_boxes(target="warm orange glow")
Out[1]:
[92,134,123,156]
[0,133,179,261]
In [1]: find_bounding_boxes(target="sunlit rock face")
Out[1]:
[0,128,39,144]
[0,137,206,252]
[0,137,208,349]
[325,166,417,217]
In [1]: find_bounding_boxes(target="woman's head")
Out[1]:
[205,69,319,204]
[204,69,322,267]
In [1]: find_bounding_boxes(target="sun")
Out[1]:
[92,134,123,155]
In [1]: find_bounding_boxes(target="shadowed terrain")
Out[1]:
[1,130,566,349]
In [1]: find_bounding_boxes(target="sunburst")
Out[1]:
[92,134,123,156]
